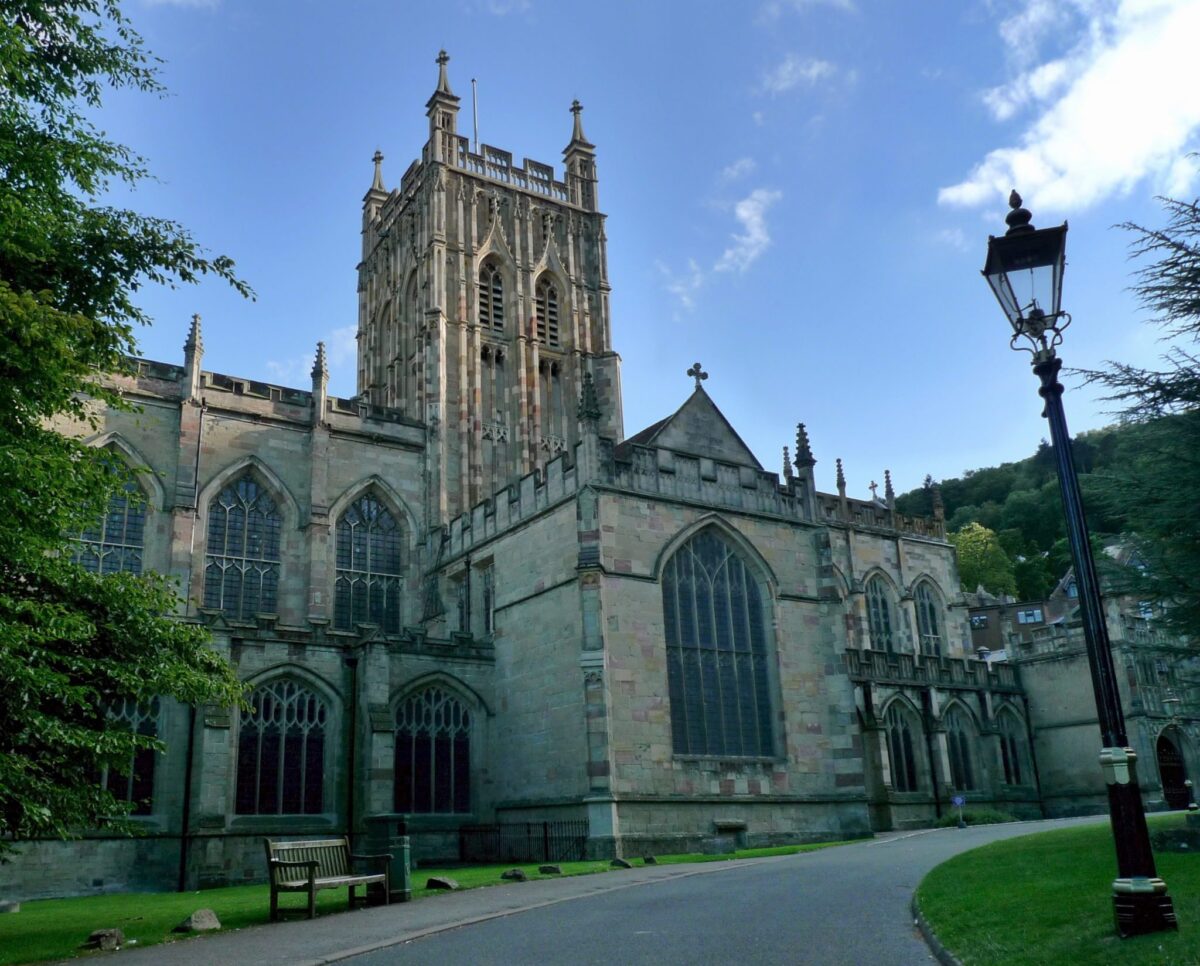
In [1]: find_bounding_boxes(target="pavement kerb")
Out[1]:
[911,892,961,966]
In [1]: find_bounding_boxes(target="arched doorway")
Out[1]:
[1157,733,1189,809]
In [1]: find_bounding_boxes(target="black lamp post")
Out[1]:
[982,191,1177,938]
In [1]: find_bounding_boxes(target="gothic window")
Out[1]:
[945,707,976,791]
[914,582,943,657]
[203,474,281,619]
[865,577,896,653]
[100,697,160,816]
[535,277,560,347]
[478,261,504,333]
[394,687,471,814]
[998,709,1026,785]
[235,680,329,815]
[884,702,920,792]
[334,494,403,633]
[75,481,146,575]
[480,565,495,636]
[662,528,774,758]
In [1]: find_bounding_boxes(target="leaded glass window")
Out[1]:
[998,710,1025,785]
[535,278,560,346]
[100,697,160,815]
[204,474,281,619]
[335,494,403,633]
[394,687,471,814]
[235,680,328,815]
[915,582,943,657]
[945,708,976,791]
[662,528,774,757]
[479,262,504,332]
[885,702,919,792]
[75,483,145,575]
[866,577,896,653]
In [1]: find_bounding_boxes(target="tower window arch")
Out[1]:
[865,576,896,653]
[203,473,282,619]
[478,261,504,333]
[945,707,976,791]
[884,701,920,792]
[75,480,147,576]
[394,686,472,814]
[535,277,560,347]
[662,528,775,758]
[914,582,943,657]
[235,679,329,815]
[335,493,404,633]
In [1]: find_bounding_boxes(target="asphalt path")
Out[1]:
[104,816,1104,966]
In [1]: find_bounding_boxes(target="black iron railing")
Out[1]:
[458,820,589,864]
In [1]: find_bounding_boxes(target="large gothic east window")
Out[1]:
[334,494,403,633]
[394,687,471,814]
[662,528,774,757]
[203,474,281,619]
[236,680,329,815]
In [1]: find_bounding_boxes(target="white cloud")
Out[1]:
[751,110,766,127]
[935,227,971,252]
[761,54,837,95]
[759,0,855,21]
[265,325,358,389]
[720,157,757,182]
[657,259,705,313]
[480,0,531,13]
[941,0,1200,213]
[715,188,783,273]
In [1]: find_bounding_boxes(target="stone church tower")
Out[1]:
[357,51,623,522]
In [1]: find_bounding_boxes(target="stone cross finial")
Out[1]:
[869,480,879,500]
[371,150,385,193]
[435,49,453,95]
[687,361,708,389]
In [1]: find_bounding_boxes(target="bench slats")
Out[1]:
[264,837,391,921]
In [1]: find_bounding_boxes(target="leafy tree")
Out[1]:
[1080,195,1200,635]
[949,523,1018,597]
[0,1,248,856]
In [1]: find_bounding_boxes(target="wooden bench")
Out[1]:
[264,837,392,921]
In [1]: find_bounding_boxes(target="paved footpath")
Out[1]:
[97,817,1103,966]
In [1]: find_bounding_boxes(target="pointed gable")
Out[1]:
[621,388,762,469]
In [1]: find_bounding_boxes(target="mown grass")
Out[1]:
[917,813,1200,966]
[0,839,854,964]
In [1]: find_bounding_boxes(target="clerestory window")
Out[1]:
[335,494,403,633]
[204,474,281,619]
[866,576,896,653]
[394,687,471,814]
[235,680,329,815]
[914,582,943,657]
[662,528,774,758]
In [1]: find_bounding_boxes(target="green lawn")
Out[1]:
[917,814,1200,966]
[0,840,853,964]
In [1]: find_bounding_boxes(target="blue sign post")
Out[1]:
[952,795,966,829]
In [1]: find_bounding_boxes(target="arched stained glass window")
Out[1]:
[100,697,160,815]
[394,687,471,814]
[204,474,281,619]
[866,577,896,653]
[662,528,774,758]
[915,582,943,657]
[236,680,328,815]
[945,707,976,791]
[335,494,403,633]
[535,277,560,346]
[479,262,504,332]
[75,482,146,575]
[885,702,920,792]
[998,710,1026,785]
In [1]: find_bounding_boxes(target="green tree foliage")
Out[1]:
[1081,195,1200,636]
[0,1,248,856]
[949,523,1017,597]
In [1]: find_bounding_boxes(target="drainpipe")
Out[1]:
[344,654,359,849]
[177,703,198,892]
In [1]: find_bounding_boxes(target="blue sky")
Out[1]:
[107,0,1200,499]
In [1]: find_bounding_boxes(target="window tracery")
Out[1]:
[945,707,976,791]
[101,697,160,815]
[884,702,920,792]
[394,687,471,814]
[865,576,896,653]
[334,493,403,633]
[479,262,504,332]
[914,582,943,657]
[235,680,329,815]
[535,277,560,347]
[75,481,146,575]
[203,474,281,619]
[662,528,774,757]
[998,709,1026,785]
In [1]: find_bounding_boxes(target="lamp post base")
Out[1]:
[1113,882,1177,938]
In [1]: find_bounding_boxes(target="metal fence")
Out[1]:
[458,820,589,864]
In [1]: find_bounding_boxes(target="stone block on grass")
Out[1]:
[173,909,221,933]
[538,865,562,875]
[83,929,124,951]
[500,869,527,881]
[610,858,632,869]
[426,876,460,890]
